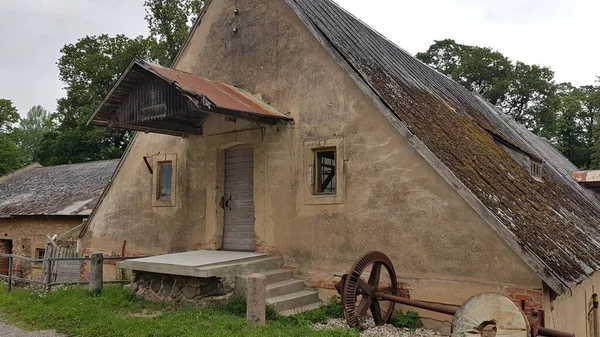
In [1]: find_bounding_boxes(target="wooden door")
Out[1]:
[0,240,12,275]
[223,144,255,251]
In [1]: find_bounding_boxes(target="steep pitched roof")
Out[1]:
[287,0,600,292]
[0,160,118,217]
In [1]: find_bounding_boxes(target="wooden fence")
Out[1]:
[0,253,145,292]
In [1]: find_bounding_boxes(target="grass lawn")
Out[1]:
[0,283,357,337]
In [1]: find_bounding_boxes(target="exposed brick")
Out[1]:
[526,289,543,296]
[506,286,543,314]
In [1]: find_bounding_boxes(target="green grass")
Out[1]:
[0,284,357,337]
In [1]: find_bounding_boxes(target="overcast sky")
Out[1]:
[1,0,598,117]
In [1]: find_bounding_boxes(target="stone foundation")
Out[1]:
[128,271,235,304]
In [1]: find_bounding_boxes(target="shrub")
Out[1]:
[389,310,422,329]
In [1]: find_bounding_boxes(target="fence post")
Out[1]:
[89,252,103,294]
[7,256,12,293]
[45,256,52,291]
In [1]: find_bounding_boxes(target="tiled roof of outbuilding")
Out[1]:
[288,0,600,292]
[0,160,118,216]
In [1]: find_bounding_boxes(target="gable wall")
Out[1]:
[83,0,541,325]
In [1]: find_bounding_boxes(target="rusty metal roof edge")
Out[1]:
[286,0,571,294]
[214,82,293,120]
[142,61,292,121]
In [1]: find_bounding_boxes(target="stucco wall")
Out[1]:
[82,0,541,322]
[0,217,81,280]
[544,272,600,337]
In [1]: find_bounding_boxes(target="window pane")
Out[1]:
[159,162,172,199]
[315,150,336,194]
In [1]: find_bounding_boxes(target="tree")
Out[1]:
[12,105,54,164]
[416,39,512,105]
[417,39,557,135]
[554,84,588,167]
[144,0,205,65]
[0,99,23,175]
[0,99,19,133]
[36,34,152,166]
[500,62,557,136]
[585,80,600,168]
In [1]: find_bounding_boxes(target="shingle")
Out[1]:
[0,160,118,216]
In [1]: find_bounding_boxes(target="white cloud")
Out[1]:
[335,0,599,86]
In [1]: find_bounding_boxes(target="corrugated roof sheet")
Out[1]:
[289,0,600,292]
[0,160,118,216]
[89,60,291,135]
[145,62,291,120]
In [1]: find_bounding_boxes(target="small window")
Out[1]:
[35,248,45,260]
[158,162,173,200]
[314,148,336,195]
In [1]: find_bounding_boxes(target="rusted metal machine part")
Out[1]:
[537,327,575,337]
[336,251,575,337]
[378,293,458,316]
[341,251,398,326]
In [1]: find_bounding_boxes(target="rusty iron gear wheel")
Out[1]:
[342,251,398,328]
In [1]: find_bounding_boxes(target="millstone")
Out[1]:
[451,293,529,337]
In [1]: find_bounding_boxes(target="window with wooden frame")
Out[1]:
[157,162,173,200]
[314,148,336,195]
[152,153,177,207]
[304,138,345,205]
[35,248,45,261]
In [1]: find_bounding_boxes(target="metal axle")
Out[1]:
[375,292,574,337]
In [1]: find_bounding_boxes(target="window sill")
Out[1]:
[306,194,344,205]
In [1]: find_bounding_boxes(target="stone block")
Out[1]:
[246,273,266,325]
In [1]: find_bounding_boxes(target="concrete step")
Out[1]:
[266,279,306,298]
[261,269,293,284]
[197,256,283,278]
[236,269,293,296]
[279,302,322,316]
[266,289,319,312]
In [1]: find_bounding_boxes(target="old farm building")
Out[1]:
[81,0,600,334]
[0,160,117,280]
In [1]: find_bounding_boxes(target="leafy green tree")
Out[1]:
[12,105,54,164]
[416,39,512,105]
[144,0,205,65]
[0,99,23,175]
[500,62,557,136]
[0,99,19,132]
[417,39,557,136]
[554,84,588,167]
[35,35,151,165]
[585,80,600,168]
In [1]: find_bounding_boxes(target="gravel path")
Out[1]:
[0,321,64,337]
[312,318,447,337]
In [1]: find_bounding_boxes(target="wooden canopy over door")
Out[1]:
[223,145,255,251]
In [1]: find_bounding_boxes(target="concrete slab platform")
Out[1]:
[118,250,267,277]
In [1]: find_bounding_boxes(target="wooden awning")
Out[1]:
[88,60,292,137]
